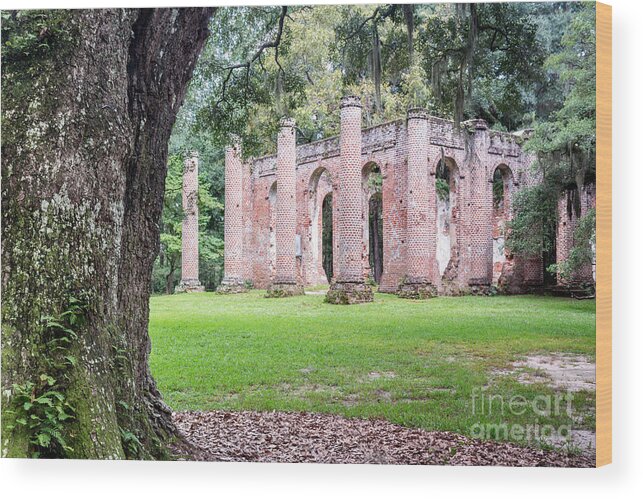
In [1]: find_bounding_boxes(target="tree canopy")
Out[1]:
[174,3,583,157]
[506,3,596,280]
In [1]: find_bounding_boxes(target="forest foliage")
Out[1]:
[156,2,597,292]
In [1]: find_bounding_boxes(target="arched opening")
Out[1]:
[362,162,383,284]
[268,181,277,279]
[436,157,458,277]
[321,192,333,281]
[308,167,333,285]
[492,164,513,285]
[368,192,383,283]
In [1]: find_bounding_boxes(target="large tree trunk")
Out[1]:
[1,8,213,459]
[371,24,382,113]
[402,4,415,65]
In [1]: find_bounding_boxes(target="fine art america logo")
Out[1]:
[470,387,574,443]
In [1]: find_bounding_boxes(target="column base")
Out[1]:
[216,277,247,294]
[174,279,205,293]
[265,282,305,298]
[397,279,437,299]
[325,281,374,305]
[467,278,491,296]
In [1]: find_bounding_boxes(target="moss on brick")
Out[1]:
[265,283,305,298]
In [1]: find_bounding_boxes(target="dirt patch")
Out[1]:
[396,387,457,402]
[341,393,360,407]
[373,389,393,401]
[366,371,397,381]
[491,353,596,455]
[501,353,596,392]
[547,429,596,455]
[278,383,340,398]
[172,410,594,466]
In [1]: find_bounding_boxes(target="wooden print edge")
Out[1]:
[595,1,612,468]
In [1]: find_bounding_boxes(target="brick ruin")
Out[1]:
[200,96,595,300]
[176,152,205,293]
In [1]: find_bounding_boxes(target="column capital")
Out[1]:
[225,143,241,155]
[340,95,362,109]
[463,118,489,130]
[407,107,428,121]
[184,152,198,173]
[279,116,296,129]
[226,134,242,153]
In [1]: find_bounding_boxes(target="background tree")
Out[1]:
[506,3,596,282]
[184,3,564,159]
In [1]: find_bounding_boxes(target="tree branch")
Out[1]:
[214,6,288,108]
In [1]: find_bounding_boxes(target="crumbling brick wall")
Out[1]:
[222,103,583,295]
[556,183,596,286]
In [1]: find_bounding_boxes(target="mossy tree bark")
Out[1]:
[1,8,213,459]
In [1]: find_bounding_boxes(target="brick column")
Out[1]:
[175,151,204,293]
[326,96,373,304]
[398,108,437,298]
[267,117,304,297]
[217,143,247,293]
[556,191,576,277]
[556,187,594,286]
[465,119,493,294]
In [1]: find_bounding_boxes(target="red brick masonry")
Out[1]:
[217,98,595,297]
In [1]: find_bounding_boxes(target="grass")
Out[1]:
[148,290,596,446]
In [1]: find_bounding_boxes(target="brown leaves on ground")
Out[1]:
[171,410,594,467]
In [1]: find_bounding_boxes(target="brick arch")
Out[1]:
[306,166,334,285]
[491,164,514,286]
[361,161,384,211]
[435,157,460,279]
[309,165,334,192]
[492,163,514,185]
[435,156,460,200]
[492,163,515,215]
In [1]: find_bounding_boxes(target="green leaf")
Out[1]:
[40,374,56,386]
[34,396,53,406]
[64,355,77,366]
[42,390,65,401]
[36,433,51,447]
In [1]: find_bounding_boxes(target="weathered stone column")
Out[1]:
[217,143,247,293]
[398,108,437,298]
[267,117,304,297]
[326,96,373,304]
[176,151,204,293]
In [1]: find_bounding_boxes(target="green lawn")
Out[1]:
[149,291,596,446]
